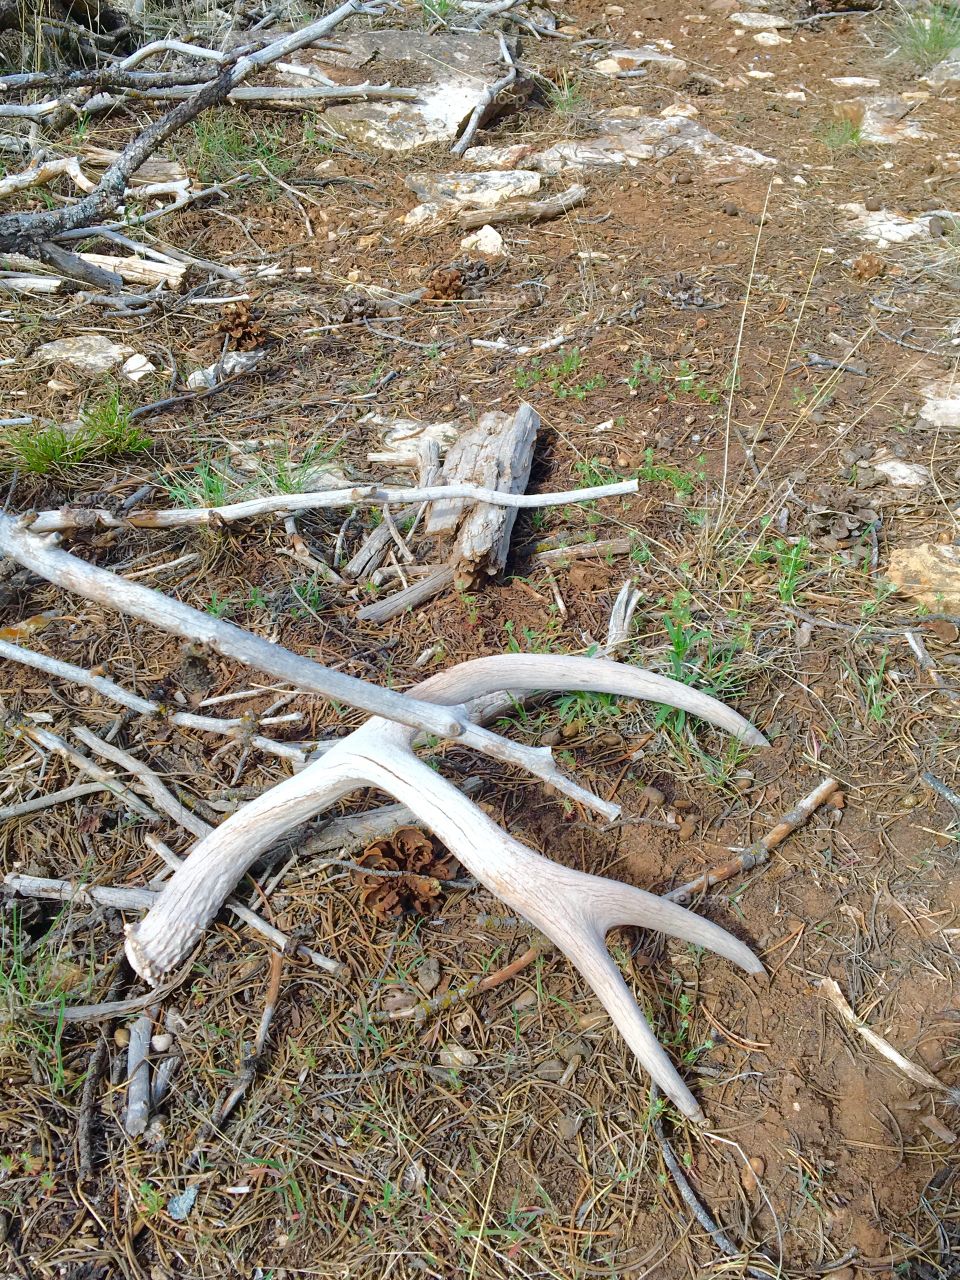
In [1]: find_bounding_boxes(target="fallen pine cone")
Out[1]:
[354,826,460,920]
[422,267,464,301]
[217,300,270,351]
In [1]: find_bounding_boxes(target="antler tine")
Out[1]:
[351,740,762,1122]
[412,654,769,749]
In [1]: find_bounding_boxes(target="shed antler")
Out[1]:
[125,655,767,1123]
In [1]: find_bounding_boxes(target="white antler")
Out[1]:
[125,657,767,1123]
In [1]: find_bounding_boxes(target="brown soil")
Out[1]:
[1,3,959,1279]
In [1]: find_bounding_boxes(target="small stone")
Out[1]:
[418,956,441,994]
[559,1038,590,1063]
[438,1043,479,1069]
[151,1033,173,1054]
[864,194,883,211]
[740,1154,766,1193]
[721,200,739,216]
[885,543,960,613]
[557,1112,582,1141]
[661,103,699,119]
[753,29,790,45]
[678,816,698,841]
[729,11,791,28]
[929,215,945,239]
[641,785,665,807]
[535,1058,567,1081]
[459,224,506,257]
[541,727,562,746]
[36,334,135,376]
[114,1026,130,1048]
[929,619,959,643]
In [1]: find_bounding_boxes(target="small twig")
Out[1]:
[371,942,541,1024]
[459,184,588,229]
[664,777,840,904]
[650,1084,774,1279]
[77,1035,111,1176]
[451,34,517,157]
[905,631,959,699]
[25,476,639,532]
[921,772,960,815]
[11,721,159,823]
[0,781,107,820]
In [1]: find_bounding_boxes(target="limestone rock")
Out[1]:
[919,389,960,429]
[36,334,135,375]
[841,203,955,248]
[729,10,792,28]
[460,224,507,256]
[467,112,774,177]
[404,169,540,226]
[924,48,960,87]
[593,45,687,76]
[312,31,504,151]
[885,543,960,613]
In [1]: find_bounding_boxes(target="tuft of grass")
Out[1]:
[546,72,584,116]
[421,0,453,22]
[818,118,864,151]
[162,458,237,508]
[886,2,960,70]
[182,109,300,185]
[1,389,150,475]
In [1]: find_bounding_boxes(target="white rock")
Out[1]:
[853,97,933,145]
[829,76,881,89]
[404,170,539,227]
[730,11,792,28]
[316,31,508,151]
[661,103,699,119]
[871,457,931,488]
[366,415,461,466]
[746,69,776,79]
[151,1033,173,1053]
[593,45,687,75]
[186,349,265,391]
[120,354,156,384]
[783,90,806,102]
[37,334,134,375]
[754,30,790,45]
[466,113,775,177]
[460,224,506,256]
[919,388,960,428]
[841,202,956,248]
[924,48,960,88]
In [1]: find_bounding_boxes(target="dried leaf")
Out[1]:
[438,1044,478,1068]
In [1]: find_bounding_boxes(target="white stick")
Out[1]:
[25,478,640,533]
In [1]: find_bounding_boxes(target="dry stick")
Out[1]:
[3,865,342,975]
[78,1035,111,1177]
[459,184,588,229]
[0,636,307,763]
[817,978,960,1104]
[371,941,541,1025]
[0,0,376,260]
[0,781,107,820]
[663,777,840,905]
[0,517,643,819]
[123,1009,156,1137]
[73,726,211,840]
[184,949,284,1172]
[0,514,463,741]
[921,771,960,814]
[650,1084,774,1280]
[12,722,159,824]
[450,33,517,157]
[25,476,639,532]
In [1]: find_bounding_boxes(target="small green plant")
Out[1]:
[554,690,620,728]
[886,2,960,70]
[818,117,864,151]
[547,72,584,116]
[184,110,298,185]
[1,390,150,475]
[656,592,747,739]
[572,457,620,487]
[421,0,452,21]
[205,592,234,619]
[636,449,698,497]
[863,651,894,723]
[163,459,236,508]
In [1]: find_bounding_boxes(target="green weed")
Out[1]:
[1,390,150,475]
[636,448,698,497]
[163,458,236,507]
[886,2,960,69]
[547,72,584,116]
[818,118,864,151]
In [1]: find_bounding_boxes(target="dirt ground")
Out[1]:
[1,1,959,1278]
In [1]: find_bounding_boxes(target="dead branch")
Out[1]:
[24,475,639,533]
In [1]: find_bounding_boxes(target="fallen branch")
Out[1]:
[459,184,588,229]
[451,33,517,157]
[24,475,639,533]
[817,978,960,1103]
[371,940,541,1024]
[664,777,840,905]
